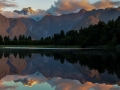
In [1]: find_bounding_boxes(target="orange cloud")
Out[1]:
[47,0,120,15]
[93,0,117,9]
[55,0,94,11]
[76,0,95,11]
[47,0,94,15]
[1,0,120,19]
[48,78,120,90]
[1,74,120,90]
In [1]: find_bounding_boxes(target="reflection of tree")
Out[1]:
[0,52,3,59]
[1,49,120,79]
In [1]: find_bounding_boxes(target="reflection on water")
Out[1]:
[1,72,120,90]
[1,72,55,90]
[0,49,120,90]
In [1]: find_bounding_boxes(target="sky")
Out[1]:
[8,0,58,11]
[1,0,120,19]
[3,0,120,11]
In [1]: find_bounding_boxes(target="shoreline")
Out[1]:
[0,45,118,50]
[0,45,99,50]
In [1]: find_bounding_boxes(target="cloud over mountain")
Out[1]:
[47,0,120,15]
[1,7,47,21]
[47,0,94,15]
[1,0,120,20]
[93,0,120,9]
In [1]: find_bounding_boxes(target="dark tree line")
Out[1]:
[1,16,120,46]
[36,16,120,47]
[0,35,32,45]
[39,16,120,47]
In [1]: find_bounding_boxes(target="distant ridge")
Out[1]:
[0,7,120,39]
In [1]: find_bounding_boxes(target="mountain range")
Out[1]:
[1,7,120,39]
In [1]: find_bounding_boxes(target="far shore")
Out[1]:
[0,45,118,49]
[0,45,82,49]
[0,45,80,48]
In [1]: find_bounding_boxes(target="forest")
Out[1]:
[1,16,120,47]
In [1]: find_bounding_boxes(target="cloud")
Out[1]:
[47,0,94,15]
[1,11,24,18]
[47,0,120,15]
[1,10,47,21]
[93,0,120,9]
[23,9,47,20]
[0,0,17,12]
[1,0,120,20]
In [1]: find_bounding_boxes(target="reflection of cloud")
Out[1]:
[2,72,47,87]
[48,77,120,90]
[1,72,120,90]
[0,86,17,90]
[0,81,17,90]
[14,78,38,87]
[2,72,46,81]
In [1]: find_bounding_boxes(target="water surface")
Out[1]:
[0,49,120,90]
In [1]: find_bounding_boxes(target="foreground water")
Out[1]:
[0,49,120,90]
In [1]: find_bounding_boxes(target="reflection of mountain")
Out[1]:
[13,72,46,87]
[0,54,26,80]
[0,49,120,85]
[22,54,84,82]
[21,54,120,84]
[14,78,38,87]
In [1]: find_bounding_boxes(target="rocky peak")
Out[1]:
[78,9,87,14]
[14,7,35,15]
[45,13,53,16]
[116,6,120,11]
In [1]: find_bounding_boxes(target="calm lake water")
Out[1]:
[0,48,120,90]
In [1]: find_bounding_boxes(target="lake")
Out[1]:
[0,48,120,90]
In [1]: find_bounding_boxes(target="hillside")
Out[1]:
[1,7,120,39]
